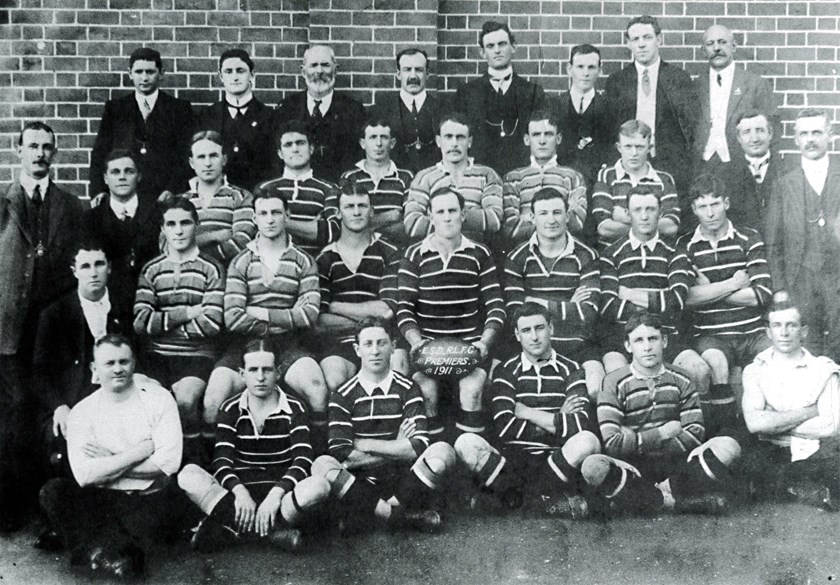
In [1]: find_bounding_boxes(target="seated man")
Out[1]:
[134,196,224,460]
[338,117,413,244]
[504,187,604,398]
[741,296,840,510]
[39,335,184,579]
[178,340,330,551]
[316,185,404,392]
[398,187,506,438]
[583,312,741,516]
[211,187,329,452]
[591,120,679,250]
[487,302,601,516]
[502,110,587,249]
[312,318,456,533]
[599,185,711,390]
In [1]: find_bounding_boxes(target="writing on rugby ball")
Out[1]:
[412,338,480,379]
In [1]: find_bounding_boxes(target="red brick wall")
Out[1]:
[1,0,837,197]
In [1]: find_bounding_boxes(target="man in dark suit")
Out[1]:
[694,25,779,172]
[0,122,85,532]
[194,48,279,191]
[456,21,546,176]
[369,48,444,175]
[765,109,840,359]
[89,47,193,203]
[604,15,697,194]
[275,44,365,184]
[555,44,611,190]
[84,150,162,316]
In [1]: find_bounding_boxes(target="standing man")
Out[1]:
[0,121,85,532]
[370,48,443,175]
[694,25,779,172]
[90,47,193,203]
[195,48,280,191]
[275,44,365,184]
[604,15,697,193]
[456,21,546,176]
[765,109,840,359]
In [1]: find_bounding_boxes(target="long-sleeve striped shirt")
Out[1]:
[328,371,429,478]
[180,179,256,264]
[599,233,685,334]
[504,234,600,349]
[339,161,413,243]
[403,160,503,243]
[213,387,313,495]
[254,172,340,258]
[133,251,225,358]
[672,222,772,338]
[224,238,320,337]
[316,234,400,347]
[598,364,705,459]
[491,351,595,456]
[502,158,587,246]
[397,235,506,342]
[591,161,680,249]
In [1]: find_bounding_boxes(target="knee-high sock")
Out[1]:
[671,450,730,499]
[547,450,582,493]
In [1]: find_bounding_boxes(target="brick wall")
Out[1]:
[1,0,837,197]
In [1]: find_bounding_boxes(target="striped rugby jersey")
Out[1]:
[180,178,255,263]
[339,161,413,242]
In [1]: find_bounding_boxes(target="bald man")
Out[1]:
[275,45,365,184]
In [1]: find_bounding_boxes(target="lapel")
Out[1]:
[728,68,746,122]
[4,183,33,245]
[698,67,711,123]
[45,182,66,246]
[67,292,88,351]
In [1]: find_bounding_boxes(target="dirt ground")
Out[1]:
[2,496,837,585]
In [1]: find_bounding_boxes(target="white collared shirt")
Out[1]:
[226,91,253,118]
[629,362,666,380]
[19,172,50,201]
[634,59,660,147]
[704,63,736,162]
[135,90,159,114]
[357,370,395,396]
[488,66,513,94]
[688,219,736,248]
[801,155,830,195]
[308,91,334,116]
[78,289,111,341]
[745,153,771,184]
[530,155,559,170]
[613,159,663,186]
[282,167,314,184]
[239,385,293,416]
[569,87,596,114]
[628,231,659,269]
[109,194,139,220]
[519,349,561,373]
[400,89,427,112]
[355,159,399,188]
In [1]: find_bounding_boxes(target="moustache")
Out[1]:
[407,78,420,84]
[310,73,333,83]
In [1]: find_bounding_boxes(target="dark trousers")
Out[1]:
[0,353,37,527]
[738,437,840,498]
[788,266,840,362]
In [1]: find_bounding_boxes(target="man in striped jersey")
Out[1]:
[316,186,403,393]
[134,196,225,461]
[501,111,588,250]
[254,120,339,258]
[403,113,503,245]
[312,318,456,533]
[504,187,604,399]
[674,174,772,419]
[338,117,412,244]
[592,120,679,250]
[584,311,741,515]
[398,187,506,438]
[598,185,711,392]
[212,187,329,452]
[178,340,330,551]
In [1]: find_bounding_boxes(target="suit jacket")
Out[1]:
[90,91,194,202]
[553,91,612,188]
[693,66,779,162]
[604,61,698,188]
[0,181,85,354]
[367,92,445,175]
[274,90,365,184]
[33,290,131,415]
[765,157,840,290]
[456,73,546,175]
[195,98,280,191]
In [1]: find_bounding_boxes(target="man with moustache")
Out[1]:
[195,49,280,190]
[370,48,443,175]
[275,45,365,184]
[0,121,85,531]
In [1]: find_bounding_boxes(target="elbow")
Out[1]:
[658,221,677,238]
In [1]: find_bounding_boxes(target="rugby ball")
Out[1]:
[412,338,481,379]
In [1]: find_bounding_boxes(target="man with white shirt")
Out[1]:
[694,25,779,173]
[766,109,840,359]
[275,44,365,184]
[741,297,840,509]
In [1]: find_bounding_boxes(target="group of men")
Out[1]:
[1,12,839,580]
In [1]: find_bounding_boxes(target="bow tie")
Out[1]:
[227,100,252,117]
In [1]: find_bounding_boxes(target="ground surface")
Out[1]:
[1,497,837,585]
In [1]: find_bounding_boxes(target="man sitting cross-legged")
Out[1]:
[312,318,456,534]
[178,340,330,552]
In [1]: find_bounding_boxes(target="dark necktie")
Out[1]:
[228,100,251,119]
[32,184,42,206]
[411,99,418,116]
[579,96,585,114]
[492,74,511,95]
[716,73,722,87]
[641,68,651,96]
[312,100,323,120]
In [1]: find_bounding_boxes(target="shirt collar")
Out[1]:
[488,66,513,81]
[226,91,253,108]
[419,233,477,254]
[167,246,200,263]
[109,194,139,219]
[308,91,334,115]
[322,232,380,255]
[188,175,231,193]
[568,86,595,103]
[530,155,558,169]
[629,362,666,379]
[357,370,395,396]
[238,386,293,415]
[710,62,735,82]
[801,154,830,175]
[628,230,660,251]
[688,220,735,245]
[355,159,399,177]
[400,90,427,111]
[135,89,159,111]
[634,59,661,75]
[527,231,576,257]
[435,158,475,174]
[282,168,314,181]
[78,288,110,309]
[745,152,770,168]
[519,350,560,372]
[614,159,662,184]
[18,172,50,199]
[247,234,292,256]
